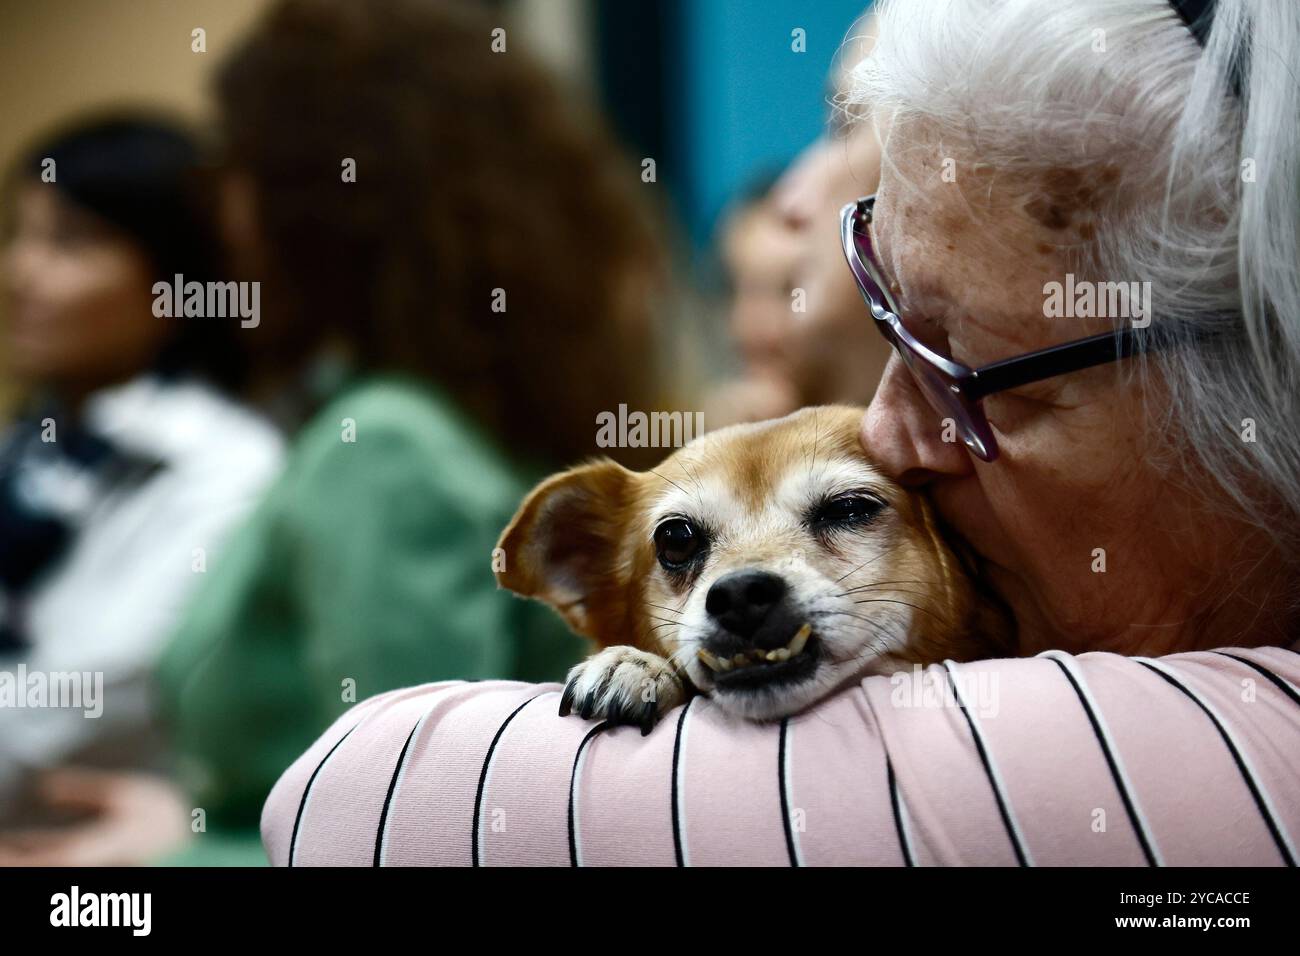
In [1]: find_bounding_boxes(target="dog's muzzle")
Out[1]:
[697,569,818,689]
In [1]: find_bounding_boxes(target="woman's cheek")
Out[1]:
[981,392,1041,439]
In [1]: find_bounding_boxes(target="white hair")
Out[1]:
[846,0,1300,554]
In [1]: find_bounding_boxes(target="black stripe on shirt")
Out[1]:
[1215,652,1300,710]
[372,715,423,867]
[1138,660,1296,867]
[886,754,914,867]
[945,663,1029,866]
[1050,656,1158,866]
[471,693,544,867]
[670,698,693,867]
[778,717,798,866]
[567,720,610,867]
[288,724,359,867]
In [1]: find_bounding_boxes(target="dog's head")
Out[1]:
[497,406,1007,719]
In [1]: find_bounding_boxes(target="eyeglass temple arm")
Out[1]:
[963,327,1154,400]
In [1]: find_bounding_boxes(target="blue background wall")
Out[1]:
[596,0,871,251]
[674,0,871,246]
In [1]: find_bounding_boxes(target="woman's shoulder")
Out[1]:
[85,374,285,482]
[264,646,1300,867]
[289,375,531,512]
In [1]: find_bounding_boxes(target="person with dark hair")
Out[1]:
[0,114,283,838]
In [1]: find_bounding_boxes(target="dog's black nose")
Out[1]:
[705,570,788,640]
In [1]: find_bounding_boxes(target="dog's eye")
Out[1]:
[811,493,885,528]
[654,518,702,570]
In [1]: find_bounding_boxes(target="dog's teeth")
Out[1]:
[766,648,791,662]
[786,623,813,656]
[732,654,749,668]
[716,656,732,671]
[698,649,722,672]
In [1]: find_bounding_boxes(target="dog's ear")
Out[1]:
[496,459,640,641]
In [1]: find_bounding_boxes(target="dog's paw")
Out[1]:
[558,646,686,735]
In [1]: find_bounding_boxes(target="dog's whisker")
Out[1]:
[812,608,897,644]
[666,645,696,668]
[805,408,820,481]
[661,643,700,677]
[837,577,944,596]
[841,634,900,670]
[851,596,952,627]
[678,457,708,513]
[643,601,684,615]
[837,586,943,602]
[831,550,889,586]
[795,555,897,609]
[650,469,691,499]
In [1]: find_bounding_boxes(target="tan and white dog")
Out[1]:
[496,406,1011,733]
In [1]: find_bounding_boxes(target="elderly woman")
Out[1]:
[263,0,1299,866]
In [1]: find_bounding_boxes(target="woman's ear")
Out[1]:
[496,459,639,639]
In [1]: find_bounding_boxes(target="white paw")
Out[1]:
[559,646,686,735]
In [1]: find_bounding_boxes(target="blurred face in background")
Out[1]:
[3,183,166,398]
[768,124,890,407]
[721,197,803,411]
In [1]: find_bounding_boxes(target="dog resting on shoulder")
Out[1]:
[496,406,1011,734]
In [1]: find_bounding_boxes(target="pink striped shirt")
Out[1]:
[262,645,1300,866]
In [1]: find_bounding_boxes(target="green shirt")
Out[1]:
[155,377,584,865]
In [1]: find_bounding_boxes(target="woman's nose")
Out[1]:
[860,354,975,486]
[770,141,825,232]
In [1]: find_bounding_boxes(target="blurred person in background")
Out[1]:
[0,116,284,841]
[704,15,890,426]
[701,172,805,425]
[1,0,672,865]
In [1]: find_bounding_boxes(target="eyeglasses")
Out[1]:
[841,194,1164,462]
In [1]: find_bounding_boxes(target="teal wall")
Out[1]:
[674,0,871,246]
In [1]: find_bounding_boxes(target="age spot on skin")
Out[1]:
[938,211,968,236]
[1024,165,1114,232]
[1025,197,1072,230]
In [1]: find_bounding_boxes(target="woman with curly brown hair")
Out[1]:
[210,0,668,467]
[0,0,673,865]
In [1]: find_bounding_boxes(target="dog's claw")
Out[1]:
[557,646,685,735]
[638,699,657,736]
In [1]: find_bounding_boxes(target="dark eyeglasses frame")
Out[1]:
[841,194,1165,462]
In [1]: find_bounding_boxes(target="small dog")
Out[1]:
[496,406,1010,733]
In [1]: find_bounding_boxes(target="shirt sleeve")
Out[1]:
[261,646,1300,866]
